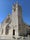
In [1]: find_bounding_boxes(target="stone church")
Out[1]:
[0,3,30,39]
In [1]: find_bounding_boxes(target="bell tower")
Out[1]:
[12,3,22,38]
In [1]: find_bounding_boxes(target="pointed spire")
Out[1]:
[15,0,19,5]
[8,13,10,16]
[16,0,18,4]
[13,0,18,7]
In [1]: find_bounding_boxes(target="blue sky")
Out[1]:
[0,0,30,25]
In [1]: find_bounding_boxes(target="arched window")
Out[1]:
[6,17,10,23]
[5,25,10,35]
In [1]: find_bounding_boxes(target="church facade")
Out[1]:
[0,3,30,39]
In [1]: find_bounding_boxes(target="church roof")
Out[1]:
[1,13,12,24]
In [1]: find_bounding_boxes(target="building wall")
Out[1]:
[0,3,30,39]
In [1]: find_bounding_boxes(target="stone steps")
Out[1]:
[0,35,30,40]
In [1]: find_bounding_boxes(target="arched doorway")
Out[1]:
[5,25,10,35]
[13,29,15,35]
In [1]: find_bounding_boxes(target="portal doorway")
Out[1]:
[13,29,15,35]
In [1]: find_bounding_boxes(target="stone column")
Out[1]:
[9,29,13,38]
[3,25,6,35]
[3,28,5,35]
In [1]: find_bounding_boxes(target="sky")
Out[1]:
[0,0,30,25]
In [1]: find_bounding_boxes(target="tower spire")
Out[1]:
[16,0,19,4]
[8,13,10,16]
